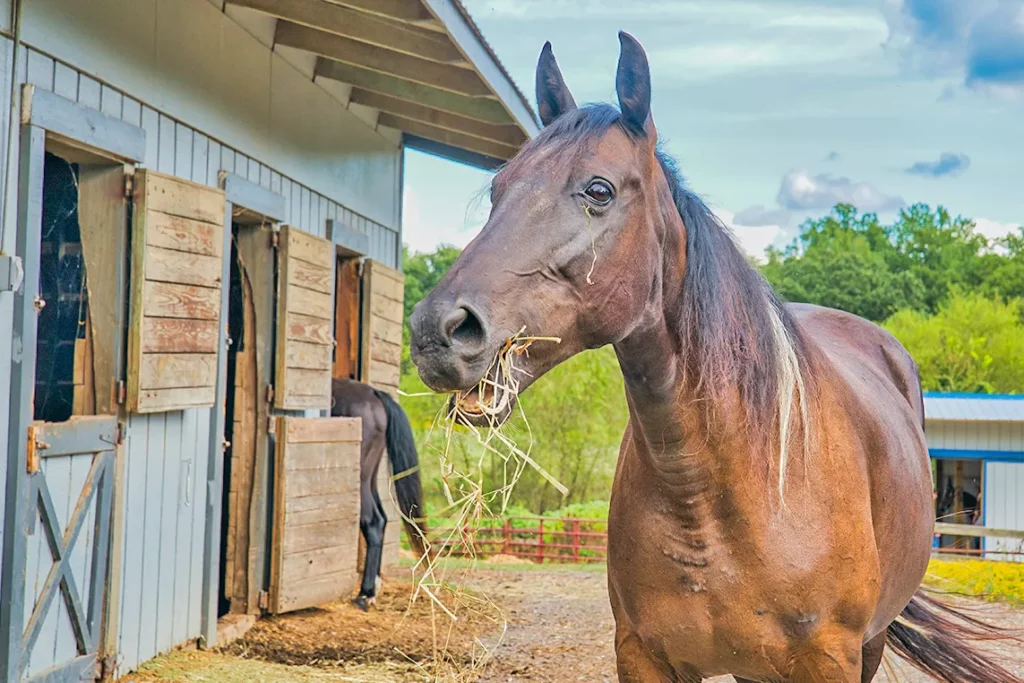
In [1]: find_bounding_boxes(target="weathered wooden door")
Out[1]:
[268,417,362,614]
[16,417,118,682]
[359,259,404,570]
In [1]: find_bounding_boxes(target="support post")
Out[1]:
[0,124,46,683]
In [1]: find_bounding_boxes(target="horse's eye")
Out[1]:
[584,180,613,205]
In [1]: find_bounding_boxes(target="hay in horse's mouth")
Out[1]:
[450,327,559,424]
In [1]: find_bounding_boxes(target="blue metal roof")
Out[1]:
[924,392,1024,422]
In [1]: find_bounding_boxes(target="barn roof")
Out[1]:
[223,0,538,169]
[924,392,1024,423]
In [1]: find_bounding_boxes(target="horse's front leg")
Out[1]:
[352,478,386,612]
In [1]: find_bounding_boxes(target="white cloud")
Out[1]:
[713,207,784,262]
[973,216,1022,241]
[777,168,906,213]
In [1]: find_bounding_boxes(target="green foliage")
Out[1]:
[884,291,1024,394]
[762,203,1024,322]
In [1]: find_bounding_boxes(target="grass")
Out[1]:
[925,557,1024,605]
[399,555,607,574]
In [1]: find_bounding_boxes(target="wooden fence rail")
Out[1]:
[932,522,1024,560]
[429,516,608,564]
[423,519,1024,564]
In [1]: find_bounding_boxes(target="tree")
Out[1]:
[761,205,925,321]
[401,244,462,373]
[761,203,1024,321]
[885,291,1024,393]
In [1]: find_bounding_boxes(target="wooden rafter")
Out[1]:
[377,113,519,160]
[227,0,464,64]
[321,0,433,23]
[276,22,490,97]
[349,89,525,147]
[315,58,512,125]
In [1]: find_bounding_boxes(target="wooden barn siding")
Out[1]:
[0,34,400,676]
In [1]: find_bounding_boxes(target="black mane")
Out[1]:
[513,103,808,472]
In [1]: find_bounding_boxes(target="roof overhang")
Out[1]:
[224,0,539,168]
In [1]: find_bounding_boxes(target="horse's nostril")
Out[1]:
[442,307,486,349]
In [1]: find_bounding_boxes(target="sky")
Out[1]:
[401,0,1024,260]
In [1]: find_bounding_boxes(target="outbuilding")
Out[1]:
[0,1,536,680]
[925,392,1024,558]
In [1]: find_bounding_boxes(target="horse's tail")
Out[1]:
[373,389,430,558]
[886,589,1023,682]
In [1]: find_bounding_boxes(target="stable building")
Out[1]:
[0,1,536,680]
[925,392,1024,557]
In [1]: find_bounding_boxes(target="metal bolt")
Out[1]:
[33,296,45,311]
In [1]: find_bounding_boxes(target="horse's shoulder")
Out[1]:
[785,303,923,420]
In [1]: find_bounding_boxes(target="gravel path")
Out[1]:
[464,567,1024,682]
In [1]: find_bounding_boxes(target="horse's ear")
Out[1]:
[536,41,576,127]
[615,31,654,138]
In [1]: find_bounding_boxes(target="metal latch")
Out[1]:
[0,254,24,293]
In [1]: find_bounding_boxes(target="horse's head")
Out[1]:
[409,32,673,424]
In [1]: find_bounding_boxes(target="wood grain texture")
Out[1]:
[146,210,222,257]
[360,259,404,401]
[286,282,332,320]
[127,169,225,413]
[142,281,220,320]
[284,340,332,370]
[140,318,218,354]
[145,245,222,288]
[275,225,335,410]
[285,417,361,444]
[332,258,361,380]
[139,353,217,389]
[78,164,129,415]
[270,416,362,614]
[141,169,225,224]
[134,385,216,412]
[287,257,332,294]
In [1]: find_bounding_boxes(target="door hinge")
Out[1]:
[123,172,134,199]
[266,383,274,404]
[258,590,269,611]
[26,425,40,474]
[116,380,126,405]
[270,231,279,249]
[115,422,125,446]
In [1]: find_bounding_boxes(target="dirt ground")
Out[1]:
[123,562,1024,683]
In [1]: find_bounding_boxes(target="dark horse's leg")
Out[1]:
[353,463,387,611]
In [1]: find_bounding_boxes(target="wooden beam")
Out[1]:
[322,0,433,23]
[377,113,518,160]
[403,133,505,171]
[315,58,512,125]
[277,22,488,97]
[349,89,525,147]
[228,0,464,64]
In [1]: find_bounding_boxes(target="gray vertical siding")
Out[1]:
[0,35,401,677]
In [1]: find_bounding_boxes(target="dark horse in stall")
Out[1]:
[330,378,430,611]
[407,33,1020,682]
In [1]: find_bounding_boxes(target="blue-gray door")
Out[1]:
[16,417,117,682]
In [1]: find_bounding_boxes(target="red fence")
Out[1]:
[430,516,608,564]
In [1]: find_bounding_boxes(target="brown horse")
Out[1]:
[408,33,1019,682]
[330,378,429,610]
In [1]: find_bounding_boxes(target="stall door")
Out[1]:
[18,417,117,682]
[359,260,404,570]
[268,417,362,614]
